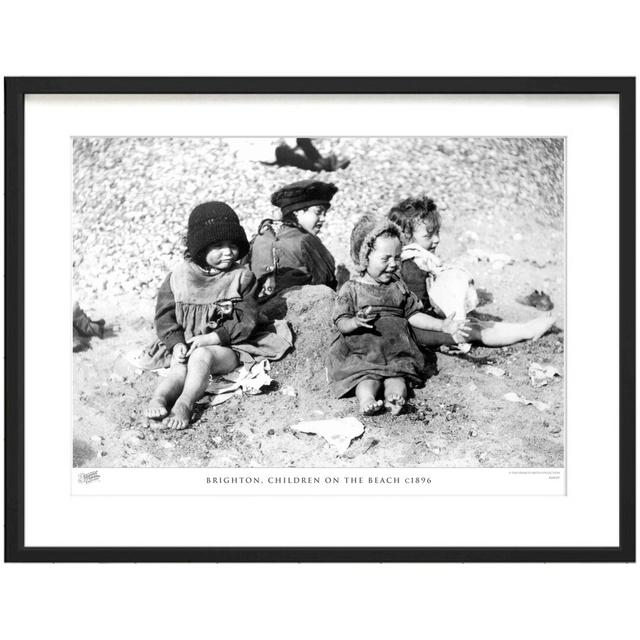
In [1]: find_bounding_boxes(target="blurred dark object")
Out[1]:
[420,346,439,380]
[475,287,494,307]
[467,310,503,323]
[335,263,351,289]
[73,333,92,352]
[73,302,105,352]
[272,138,350,172]
[73,302,104,338]
[516,289,554,311]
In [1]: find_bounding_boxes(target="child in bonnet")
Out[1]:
[327,215,469,416]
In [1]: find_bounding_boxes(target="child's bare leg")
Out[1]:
[473,314,556,347]
[355,379,383,415]
[413,314,556,349]
[163,346,239,430]
[145,364,187,420]
[383,377,407,415]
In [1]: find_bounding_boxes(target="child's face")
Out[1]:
[296,205,328,235]
[412,221,440,253]
[204,241,239,270]
[366,235,402,284]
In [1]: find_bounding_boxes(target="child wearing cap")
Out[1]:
[247,179,339,299]
[327,216,470,416]
[145,201,290,430]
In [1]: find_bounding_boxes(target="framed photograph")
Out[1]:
[5,77,635,562]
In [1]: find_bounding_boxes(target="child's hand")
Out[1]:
[172,343,188,364]
[442,312,471,343]
[354,306,377,329]
[349,306,377,331]
[186,335,209,356]
[185,333,221,356]
[336,313,376,334]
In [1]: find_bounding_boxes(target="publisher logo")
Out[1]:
[78,470,101,484]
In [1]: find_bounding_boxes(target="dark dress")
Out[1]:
[327,277,426,397]
[144,262,291,368]
[400,259,433,312]
[248,222,337,299]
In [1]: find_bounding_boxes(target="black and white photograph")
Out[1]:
[2,2,637,636]
[8,75,631,560]
[72,135,565,471]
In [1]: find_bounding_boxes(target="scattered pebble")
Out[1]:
[121,429,145,443]
[458,230,479,243]
[236,426,255,439]
[90,435,104,444]
[467,248,515,265]
[437,140,456,155]
[528,362,561,388]
[362,437,379,454]
[280,385,297,397]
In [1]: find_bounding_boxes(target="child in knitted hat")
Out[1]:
[327,215,470,416]
[145,201,290,429]
[388,196,556,350]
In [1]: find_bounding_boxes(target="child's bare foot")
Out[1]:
[382,378,407,416]
[360,397,384,416]
[162,401,192,430]
[530,313,557,341]
[145,399,168,420]
[384,395,406,416]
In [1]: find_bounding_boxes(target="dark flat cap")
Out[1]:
[271,179,338,215]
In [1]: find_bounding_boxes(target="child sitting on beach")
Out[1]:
[327,216,469,416]
[145,201,289,429]
[247,179,339,299]
[388,196,556,349]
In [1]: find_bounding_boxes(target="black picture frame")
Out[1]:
[4,76,635,563]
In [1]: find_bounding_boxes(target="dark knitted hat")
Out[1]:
[271,179,338,215]
[350,215,402,274]
[187,201,249,261]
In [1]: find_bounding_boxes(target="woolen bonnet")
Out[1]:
[350,215,402,274]
[187,201,249,261]
[271,179,338,215]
